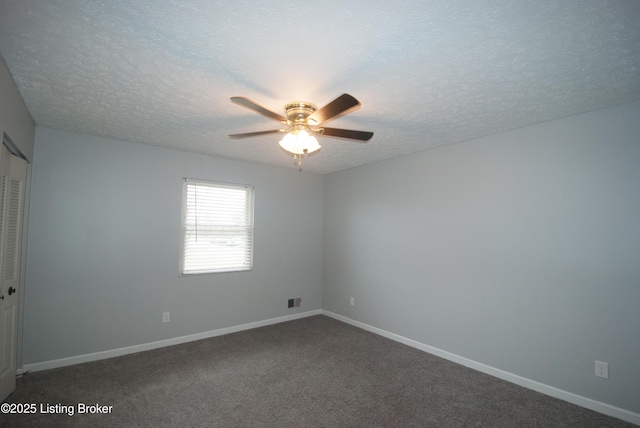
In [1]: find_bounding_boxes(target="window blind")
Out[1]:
[181,179,254,274]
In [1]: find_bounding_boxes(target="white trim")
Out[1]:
[321,310,640,426]
[22,310,322,373]
[18,309,639,425]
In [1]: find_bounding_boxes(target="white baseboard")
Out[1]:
[18,309,639,425]
[22,310,322,374]
[321,310,640,426]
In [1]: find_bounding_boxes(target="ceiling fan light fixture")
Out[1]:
[278,128,321,155]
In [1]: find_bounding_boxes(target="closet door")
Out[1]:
[0,144,27,402]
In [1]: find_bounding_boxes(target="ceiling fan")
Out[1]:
[229,94,373,170]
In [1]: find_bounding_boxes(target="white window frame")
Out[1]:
[180,178,254,275]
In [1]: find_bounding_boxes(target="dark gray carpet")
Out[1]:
[1,315,634,427]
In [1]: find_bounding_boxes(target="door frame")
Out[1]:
[0,136,31,402]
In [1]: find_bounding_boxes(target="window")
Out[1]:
[181,179,254,274]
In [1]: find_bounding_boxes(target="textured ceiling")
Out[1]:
[1,1,639,174]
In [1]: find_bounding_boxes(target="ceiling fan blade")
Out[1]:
[319,127,373,141]
[307,94,361,125]
[231,97,287,122]
[229,129,285,139]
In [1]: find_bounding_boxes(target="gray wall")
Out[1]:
[23,127,323,364]
[0,54,34,160]
[323,101,640,413]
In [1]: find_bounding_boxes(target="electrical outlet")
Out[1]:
[350,296,355,306]
[294,297,302,307]
[288,298,294,308]
[595,360,608,379]
[162,312,170,323]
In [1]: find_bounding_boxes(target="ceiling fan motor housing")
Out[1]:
[284,102,317,125]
